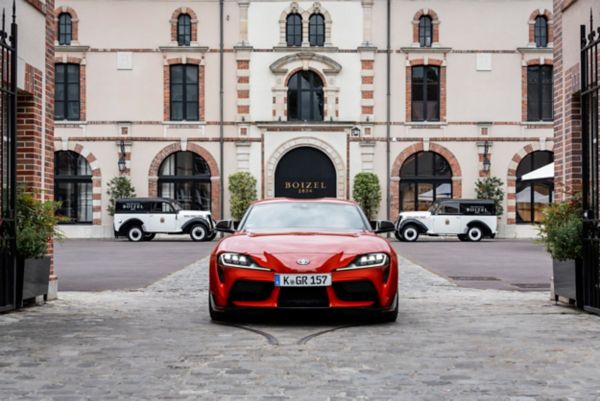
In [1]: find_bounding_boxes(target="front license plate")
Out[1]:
[274,274,332,287]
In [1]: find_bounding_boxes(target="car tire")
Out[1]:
[209,294,228,322]
[189,223,208,242]
[457,234,468,242]
[466,226,484,242]
[127,225,144,242]
[207,231,217,241]
[394,231,404,241]
[143,233,156,241]
[377,295,398,323]
[401,225,420,242]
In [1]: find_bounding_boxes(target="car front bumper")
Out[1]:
[209,262,398,311]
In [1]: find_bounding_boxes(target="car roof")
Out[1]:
[439,199,496,204]
[117,197,173,203]
[252,198,358,206]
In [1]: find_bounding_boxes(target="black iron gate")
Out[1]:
[581,11,600,314]
[0,4,17,313]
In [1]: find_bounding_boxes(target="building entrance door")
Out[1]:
[274,147,336,198]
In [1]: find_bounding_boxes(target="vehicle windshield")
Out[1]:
[428,200,441,213]
[240,202,369,232]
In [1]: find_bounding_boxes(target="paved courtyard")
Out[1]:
[392,239,552,291]
[1,255,599,400]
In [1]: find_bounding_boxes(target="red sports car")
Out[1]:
[209,198,398,322]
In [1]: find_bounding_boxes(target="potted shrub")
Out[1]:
[537,196,583,306]
[475,176,505,217]
[352,172,382,220]
[15,191,64,306]
[229,172,257,221]
[107,176,136,216]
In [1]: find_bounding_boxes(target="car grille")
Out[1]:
[333,281,379,303]
[277,287,329,308]
[229,280,273,303]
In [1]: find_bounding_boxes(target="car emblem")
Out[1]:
[296,258,310,266]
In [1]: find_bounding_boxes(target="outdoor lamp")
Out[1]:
[351,126,361,137]
[482,141,491,172]
[118,140,127,172]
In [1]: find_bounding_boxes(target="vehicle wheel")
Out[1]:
[127,225,144,242]
[206,231,217,241]
[466,226,484,242]
[401,225,420,242]
[377,295,398,323]
[209,294,228,322]
[394,231,404,242]
[143,233,156,241]
[189,223,208,242]
[457,234,468,242]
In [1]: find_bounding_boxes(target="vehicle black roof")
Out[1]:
[438,199,496,204]
[116,197,173,203]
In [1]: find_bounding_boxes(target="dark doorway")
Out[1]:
[275,147,336,198]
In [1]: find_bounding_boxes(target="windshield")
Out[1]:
[240,202,369,232]
[428,200,441,213]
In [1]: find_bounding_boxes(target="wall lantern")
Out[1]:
[482,141,491,172]
[350,126,361,137]
[118,140,127,172]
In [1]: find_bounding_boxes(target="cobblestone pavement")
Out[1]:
[1,256,600,401]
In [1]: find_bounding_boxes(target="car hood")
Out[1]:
[216,231,392,273]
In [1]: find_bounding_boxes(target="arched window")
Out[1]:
[534,16,548,48]
[516,151,554,224]
[287,70,324,122]
[177,14,192,46]
[286,13,302,46]
[419,16,433,47]
[58,13,72,45]
[400,151,452,211]
[54,151,92,223]
[158,151,211,211]
[309,14,325,47]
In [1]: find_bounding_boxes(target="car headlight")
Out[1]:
[218,252,271,271]
[336,253,389,271]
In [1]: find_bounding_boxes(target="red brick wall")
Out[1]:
[552,0,583,201]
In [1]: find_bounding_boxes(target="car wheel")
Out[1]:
[207,231,217,241]
[189,223,208,242]
[209,294,228,322]
[143,233,156,241]
[457,234,468,242]
[401,225,419,242]
[377,295,398,323]
[467,226,484,242]
[127,225,144,242]
[394,231,404,242]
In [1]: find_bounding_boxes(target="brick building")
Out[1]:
[53,0,554,239]
[0,0,56,302]
[552,0,595,199]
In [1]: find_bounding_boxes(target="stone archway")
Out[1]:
[266,137,345,199]
[390,142,462,217]
[148,142,221,219]
[54,141,102,225]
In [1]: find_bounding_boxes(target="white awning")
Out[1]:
[520,162,554,181]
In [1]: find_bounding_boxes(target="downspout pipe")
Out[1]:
[219,0,224,219]
[385,0,391,221]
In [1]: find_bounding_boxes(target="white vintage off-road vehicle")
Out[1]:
[395,199,497,242]
[113,198,216,242]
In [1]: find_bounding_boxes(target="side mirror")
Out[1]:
[216,220,238,233]
[371,220,395,234]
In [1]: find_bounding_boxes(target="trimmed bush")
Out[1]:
[229,172,257,220]
[107,176,136,216]
[16,191,64,259]
[475,176,504,216]
[352,172,382,220]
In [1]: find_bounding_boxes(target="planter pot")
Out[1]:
[553,258,583,306]
[16,257,50,306]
